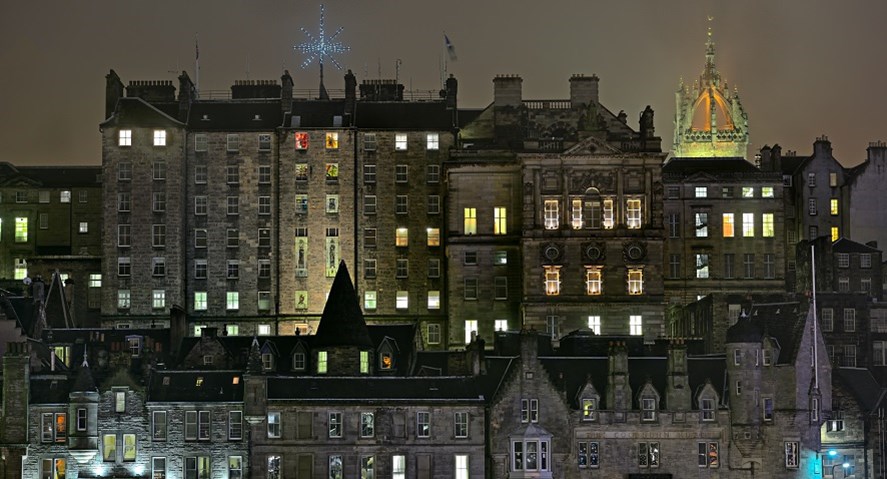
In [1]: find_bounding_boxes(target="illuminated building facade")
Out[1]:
[673,27,749,159]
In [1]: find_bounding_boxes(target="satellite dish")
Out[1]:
[23,277,32,285]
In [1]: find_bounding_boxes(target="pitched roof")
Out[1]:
[0,163,101,187]
[835,367,886,412]
[663,157,759,175]
[355,101,454,130]
[313,261,373,349]
[267,376,485,401]
[285,100,348,128]
[147,370,243,402]
[101,97,182,128]
[187,101,283,130]
[832,238,881,254]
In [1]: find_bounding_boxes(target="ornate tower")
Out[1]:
[673,24,749,158]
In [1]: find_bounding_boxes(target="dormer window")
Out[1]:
[293,352,306,371]
[641,398,656,421]
[380,353,393,370]
[701,398,715,421]
[582,398,596,421]
[261,353,274,371]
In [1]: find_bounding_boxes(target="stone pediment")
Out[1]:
[684,171,720,183]
[0,175,41,187]
[563,135,623,156]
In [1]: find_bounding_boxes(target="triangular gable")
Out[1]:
[100,97,184,128]
[683,170,721,183]
[563,135,623,156]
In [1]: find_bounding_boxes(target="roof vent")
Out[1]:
[254,114,261,121]
[201,114,210,121]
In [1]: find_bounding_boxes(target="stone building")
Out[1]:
[452,74,666,343]
[0,163,102,324]
[662,157,786,306]
[847,141,887,253]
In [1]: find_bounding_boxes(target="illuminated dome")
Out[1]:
[673,24,748,158]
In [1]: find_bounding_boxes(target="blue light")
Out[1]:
[843,463,850,468]
[828,450,838,457]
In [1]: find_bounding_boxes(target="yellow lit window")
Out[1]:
[628,269,644,295]
[360,351,369,374]
[571,199,583,229]
[427,228,440,246]
[13,258,27,280]
[494,207,507,235]
[585,267,602,295]
[742,213,754,237]
[761,187,774,198]
[317,351,328,374]
[722,213,735,238]
[544,266,561,296]
[544,200,559,230]
[325,132,339,149]
[602,198,615,229]
[831,227,839,242]
[829,172,838,187]
[830,198,839,216]
[103,434,117,461]
[123,434,136,461]
[395,228,409,247]
[626,198,642,229]
[762,213,775,237]
[464,208,477,235]
[14,216,28,243]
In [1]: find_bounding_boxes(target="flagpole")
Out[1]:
[195,33,200,99]
[811,243,819,392]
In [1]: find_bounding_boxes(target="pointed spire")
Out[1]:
[246,336,262,373]
[71,346,97,393]
[314,261,373,348]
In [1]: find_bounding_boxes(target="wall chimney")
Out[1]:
[177,71,195,122]
[281,70,294,115]
[105,69,124,120]
[813,135,832,158]
[665,340,691,411]
[569,74,599,108]
[344,69,357,120]
[606,341,632,413]
[493,75,522,108]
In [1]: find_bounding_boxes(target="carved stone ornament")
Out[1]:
[541,243,563,263]
[623,241,647,262]
[582,242,606,263]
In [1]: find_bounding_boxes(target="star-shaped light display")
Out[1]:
[295,4,350,72]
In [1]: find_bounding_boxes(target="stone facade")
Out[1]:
[848,142,887,253]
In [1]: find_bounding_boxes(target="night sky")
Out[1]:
[1,0,885,166]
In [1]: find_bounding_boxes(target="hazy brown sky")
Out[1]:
[1,0,885,166]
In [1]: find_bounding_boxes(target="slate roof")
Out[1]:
[835,367,886,412]
[30,376,72,404]
[70,362,97,393]
[313,261,373,349]
[267,376,486,402]
[285,100,348,128]
[0,163,101,187]
[148,370,243,402]
[355,101,454,130]
[102,97,182,127]
[187,101,283,131]
[832,238,881,254]
[726,314,764,343]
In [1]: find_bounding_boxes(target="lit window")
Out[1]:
[325,163,339,181]
[464,208,477,235]
[325,132,339,149]
[695,213,708,237]
[267,412,281,438]
[831,227,839,242]
[428,291,440,310]
[544,200,559,229]
[118,290,131,309]
[194,292,207,311]
[103,433,117,461]
[626,199,642,229]
[544,266,561,295]
[742,213,754,237]
[360,351,370,374]
[494,207,508,234]
[426,133,439,150]
[152,290,166,309]
[226,292,239,310]
[395,228,409,247]
[742,187,754,198]
[495,319,508,331]
[696,254,709,279]
[425,228,440,246]
[695,187,708,198]
[60,190,71,203]
[588,316,601,334]
[585,267,602,295]
[761,187,774,198]
[698,442,719,468]
[317,351,328,374]
[762,213,775,237]
[325,195,338,214]
[119,129,132,146]
[722,213,734,237]
[628,269,644,295]
[395,133,408,151]
[455,455,469,479]
[630,315,643,335]
[495,250,508,265]
[153,130,166,146]
[294,163,308,181]
[464,320,478,344]
[293,132,309,149]
[602,198,615,229]
[830,198,839,216]
[364,291,377,310]
[571,199,583,229]
[14,217,28,242]
[396,291,409,309]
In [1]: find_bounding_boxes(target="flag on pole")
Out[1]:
[444,34,457,61]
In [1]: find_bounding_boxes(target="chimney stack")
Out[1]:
[493,75,522,108]
[281,70,294,115]
[569,74,599,108]
[105,69,124,120]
